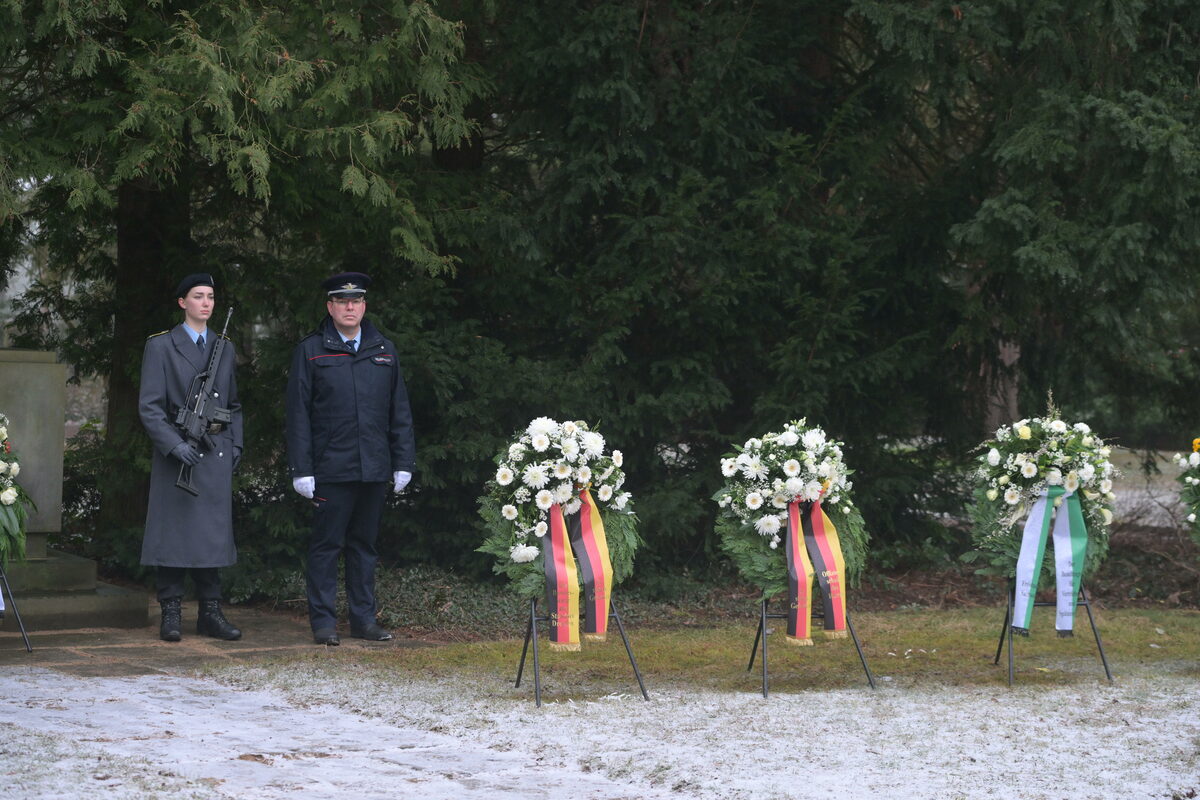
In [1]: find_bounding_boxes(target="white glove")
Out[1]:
[393,470,412,493]
[293,476,315,499]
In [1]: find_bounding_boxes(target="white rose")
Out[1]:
[0,462,8,476]
[510,544,539,563]
[0,487,16,506]
[1049,420,1067,433]
[1046,469,1063,486]
[1188,513,1197,523]
[1099,479,1113,494]
[778,430,799,447]
[1073,422,1091,433]
[986,488,999,502]
[1190,452,1200,467]
[987,448,1001,467]
[754,515,782,536]
[527,417,558,437]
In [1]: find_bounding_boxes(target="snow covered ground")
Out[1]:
[3,662,1197,799]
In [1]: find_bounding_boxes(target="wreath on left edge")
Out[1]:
[0,411,34,565]
[477,417,640,598]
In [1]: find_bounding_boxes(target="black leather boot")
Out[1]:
[197,599,242,640]
[159,598,182,642]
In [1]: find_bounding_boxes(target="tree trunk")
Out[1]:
[96,178,191,538]
[981,339,1021,434]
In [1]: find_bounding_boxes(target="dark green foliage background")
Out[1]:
[5,1,1200,593]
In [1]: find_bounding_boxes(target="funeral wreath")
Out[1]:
[477,417,640,598]
[0,412,33,565]
[965,413,1117,580]
[713,419,869,600]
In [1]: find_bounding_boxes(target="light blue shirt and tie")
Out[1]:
[183,326,207,353]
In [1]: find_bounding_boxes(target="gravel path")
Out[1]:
[4,663,1197,799]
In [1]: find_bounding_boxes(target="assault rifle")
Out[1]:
[174,308,234,496]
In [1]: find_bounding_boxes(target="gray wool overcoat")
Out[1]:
[138,324,242,567]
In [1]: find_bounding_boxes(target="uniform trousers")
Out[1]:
[306,480,388,632]
[156,566,221,602]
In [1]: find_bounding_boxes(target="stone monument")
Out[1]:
[0,350,148,632]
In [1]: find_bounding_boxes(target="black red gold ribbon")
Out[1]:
[543,489,614,650]
[784,500,848,645]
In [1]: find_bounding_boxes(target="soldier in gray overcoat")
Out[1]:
[139,273,243,642]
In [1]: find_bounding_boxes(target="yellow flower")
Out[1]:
[986,488,999,501]
[1192,437,1200,453]
[1018,425,1032,440]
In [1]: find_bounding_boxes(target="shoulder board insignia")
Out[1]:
[147,330,169,339]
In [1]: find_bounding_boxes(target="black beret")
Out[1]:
[322,271,371,297]
[175,273,215,298]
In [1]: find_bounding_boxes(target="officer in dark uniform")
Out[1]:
[139,273,243,642]
[285,272,416,645]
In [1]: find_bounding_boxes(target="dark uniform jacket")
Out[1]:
[139,324,242,567]
[285,316,416,483]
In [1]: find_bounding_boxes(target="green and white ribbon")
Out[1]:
[1011,486,1088,636]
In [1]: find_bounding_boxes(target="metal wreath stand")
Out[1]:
[515,592,649,708]
[0,563,32,651]
[994,579,1113,686]
[747,592,875,697]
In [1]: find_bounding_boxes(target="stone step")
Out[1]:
[0,582,150,631]
[4,549,97,593]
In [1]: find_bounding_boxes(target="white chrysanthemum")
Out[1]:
[1004,488,1021,505]
[564,498,582,515]
[522,464,549,489]
[561,420,579,436]
[1064,473,1080,493]
[987,448,1001,467]
[501,504,518,521]
[0,487,16,506]
[508,443,527,462]
[599,465,615,482]
[575,465,592,484]
[560,438,579,457]
[598,484,613,502]
[535,490,554,510]
[1074,422,1091,433]
[745,492,764,510]
[803,481,823,502]
[527,417,558,437]
[801,429,826,450]
[612,450,624,467]
[754,515,782,536]
[1049,419,1068,433]
[580,431,604,457]
[553,462,572,479]
[535,521,549,537]
[614,492,631,510]
[1079,463,1095,483]
[510,544,539,563]
[1099,478,1113,494]
[785,477,805,497]
[817,461,834,479]
[554,483,574,504]
[741,457,768,481]
[771,494,788,509]
[1021,462,1038,479]
[721,458,738,477]
[1046,468,1063,486]
[782,459,801,477]
[531,433,551,452]
[496,466,515,486]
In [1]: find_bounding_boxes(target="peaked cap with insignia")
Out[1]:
[322,272,371,298]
